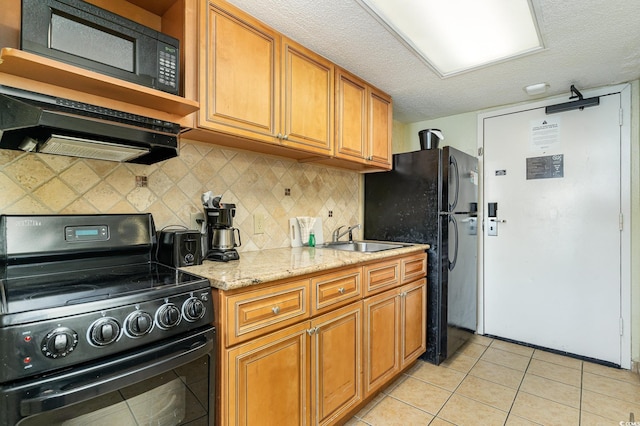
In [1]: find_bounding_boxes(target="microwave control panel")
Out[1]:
[158,44,178,92]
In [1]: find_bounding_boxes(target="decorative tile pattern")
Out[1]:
[0,139,361,251]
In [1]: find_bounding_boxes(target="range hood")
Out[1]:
[0,86,180,164]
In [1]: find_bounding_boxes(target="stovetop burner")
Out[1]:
[2,262,206,314]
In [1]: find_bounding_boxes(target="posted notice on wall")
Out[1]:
[526,154,564,180]
[530,117,560,151]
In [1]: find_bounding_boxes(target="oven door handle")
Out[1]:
[20,327,214,416]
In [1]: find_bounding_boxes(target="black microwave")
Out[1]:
[21,0,180,95]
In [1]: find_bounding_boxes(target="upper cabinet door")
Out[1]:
[199,1,280,143]
[334,68,392,169]
[335,68,367,163]
[282,40,334,155]
[281,39,333,156]
[368,88,392,168]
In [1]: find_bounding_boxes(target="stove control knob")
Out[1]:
[89,318,121,346]
[156,303,181,329]
[183,297,206,322]
[125,311,154,337]
[41,327,78,359]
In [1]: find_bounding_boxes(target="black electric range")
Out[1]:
[0,214,214,384]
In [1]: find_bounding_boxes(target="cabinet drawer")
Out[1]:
[312,266,362,315]
[225,279,310,346]
[401,252,427,284]
[363,257,400,296]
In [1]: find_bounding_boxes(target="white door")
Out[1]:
[482,92,623,365]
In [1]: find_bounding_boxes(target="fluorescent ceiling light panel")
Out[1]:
[359,0,543,77]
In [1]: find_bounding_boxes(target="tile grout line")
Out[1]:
[579,361,584,426]
[502,349,534,425]
[428,342,490,425]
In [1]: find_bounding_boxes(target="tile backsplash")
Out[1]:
[0,138,362,252]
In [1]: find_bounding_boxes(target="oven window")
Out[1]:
[50,12,135,72]
[18,355,210,426]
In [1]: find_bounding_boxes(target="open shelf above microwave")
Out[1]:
[0,48,199,118]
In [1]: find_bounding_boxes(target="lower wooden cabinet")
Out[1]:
[225,322,311,426]
[311,303,362,425]
[224,303,362,426]
[216,252,427,426]
[363,278,427,397]
[400,278,427,367]
[363,286,400,397]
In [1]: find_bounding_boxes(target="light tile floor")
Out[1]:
[346,335,640,425]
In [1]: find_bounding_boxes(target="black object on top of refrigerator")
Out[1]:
[364,146,478,365]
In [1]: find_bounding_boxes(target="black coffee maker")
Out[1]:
[204,203,241,262]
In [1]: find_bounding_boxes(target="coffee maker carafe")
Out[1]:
[205,203,241,262]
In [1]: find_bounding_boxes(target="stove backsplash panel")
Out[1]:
[0,138,361,252]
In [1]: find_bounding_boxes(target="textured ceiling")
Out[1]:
[226,0,640,123]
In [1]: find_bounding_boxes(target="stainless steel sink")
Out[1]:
[321,241,405,253]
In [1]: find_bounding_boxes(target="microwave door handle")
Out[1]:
[20,332,212,416]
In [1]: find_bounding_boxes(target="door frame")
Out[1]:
[476,83,632,368]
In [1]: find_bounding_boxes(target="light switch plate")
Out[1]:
[190,213,204,231]
[254,213,265,234]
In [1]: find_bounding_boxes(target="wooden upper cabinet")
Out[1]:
[335,68,392,170]
[189,1,393,169]
[199,0,280,143]
[196,1,333,156]
[368,88,393,168]
[335,68,368,162]
[281,38,333,156]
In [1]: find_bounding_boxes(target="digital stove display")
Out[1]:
[65,225,109,241]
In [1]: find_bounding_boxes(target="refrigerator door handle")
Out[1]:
[448,215,459,271]
[449,155,459,212]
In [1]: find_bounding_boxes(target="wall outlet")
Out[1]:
[190,212,204,231]
[254,213,265,234]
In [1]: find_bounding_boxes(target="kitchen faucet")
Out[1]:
[332,224,361,243]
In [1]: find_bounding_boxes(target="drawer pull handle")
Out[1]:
[338,287,345,294]
[272,306,280,315]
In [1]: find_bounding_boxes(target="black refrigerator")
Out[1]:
[364,146,478,365]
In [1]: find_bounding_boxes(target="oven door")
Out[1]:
[1,326,215,426]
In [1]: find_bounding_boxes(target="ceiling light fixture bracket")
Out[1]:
[545,84,600,114]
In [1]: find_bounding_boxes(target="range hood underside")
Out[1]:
[0,86,180,164]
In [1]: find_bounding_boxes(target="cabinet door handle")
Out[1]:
[306,327,319,336]
[272,306,280,315]
[338,287,345,294]
[283,134,289,140]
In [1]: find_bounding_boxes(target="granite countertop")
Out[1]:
[181,243,429,291]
